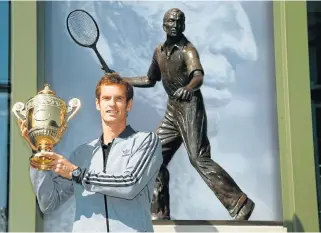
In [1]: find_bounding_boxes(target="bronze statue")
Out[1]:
[123,8,255,220]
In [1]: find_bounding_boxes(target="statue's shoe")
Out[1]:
[234,198,255,220]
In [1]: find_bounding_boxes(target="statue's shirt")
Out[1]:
[147,35,204,98]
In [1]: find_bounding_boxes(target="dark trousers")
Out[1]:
[151,92,248,219]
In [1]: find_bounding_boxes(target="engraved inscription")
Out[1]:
[33,109,51,121]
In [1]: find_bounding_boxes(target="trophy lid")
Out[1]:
[38,84,56,95]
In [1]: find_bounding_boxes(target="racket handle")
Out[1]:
[92,46,115,73]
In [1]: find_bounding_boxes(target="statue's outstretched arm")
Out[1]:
[122,76,157,88]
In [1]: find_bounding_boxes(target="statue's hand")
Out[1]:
[173,87,193,101]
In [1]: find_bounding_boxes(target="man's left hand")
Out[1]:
[38,152,78,179]
[173,87,193,101]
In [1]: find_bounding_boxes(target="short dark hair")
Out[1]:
[95,73,134,102]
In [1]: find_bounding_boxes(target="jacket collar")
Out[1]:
[99,125,136,146]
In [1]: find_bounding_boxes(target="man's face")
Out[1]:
[95,84,132,125]
[163,11,184,37]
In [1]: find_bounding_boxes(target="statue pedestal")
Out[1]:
[153,220,287,232]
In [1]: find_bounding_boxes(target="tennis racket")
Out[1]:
[66,9,115,74]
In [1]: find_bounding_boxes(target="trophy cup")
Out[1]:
[12,84,81,170]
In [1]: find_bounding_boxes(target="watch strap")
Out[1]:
[72,167,86,184]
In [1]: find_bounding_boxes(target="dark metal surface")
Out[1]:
[124,8,255,221]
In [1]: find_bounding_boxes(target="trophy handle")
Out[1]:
[12,102,27,122]
[67,98,81,122]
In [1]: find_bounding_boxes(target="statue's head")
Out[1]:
[163,8,185,37]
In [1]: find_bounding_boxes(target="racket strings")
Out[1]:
[68,12,98,46]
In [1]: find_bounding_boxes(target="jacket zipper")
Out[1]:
[104,196,109,232]
[103,143,113,233]
[103,174,110,232]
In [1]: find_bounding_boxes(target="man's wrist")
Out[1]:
[71,167,86,184]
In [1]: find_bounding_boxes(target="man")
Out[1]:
[123,8,255,220]
[18,73,163,232]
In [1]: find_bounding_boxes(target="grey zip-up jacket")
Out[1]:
[30,126,162,232]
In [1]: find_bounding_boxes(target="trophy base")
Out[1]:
[30,153,56,171]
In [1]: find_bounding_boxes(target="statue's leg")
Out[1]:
[176,95,255,220]
[151,104,182,220]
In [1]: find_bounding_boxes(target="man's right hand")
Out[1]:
[18,119,37,151]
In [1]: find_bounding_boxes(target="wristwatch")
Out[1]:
[72,167,82,183]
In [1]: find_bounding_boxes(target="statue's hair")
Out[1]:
[163,8,185,24]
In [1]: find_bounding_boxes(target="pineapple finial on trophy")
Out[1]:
[38,84,56,95]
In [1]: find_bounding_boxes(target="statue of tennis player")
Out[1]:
[123,8,255,221]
